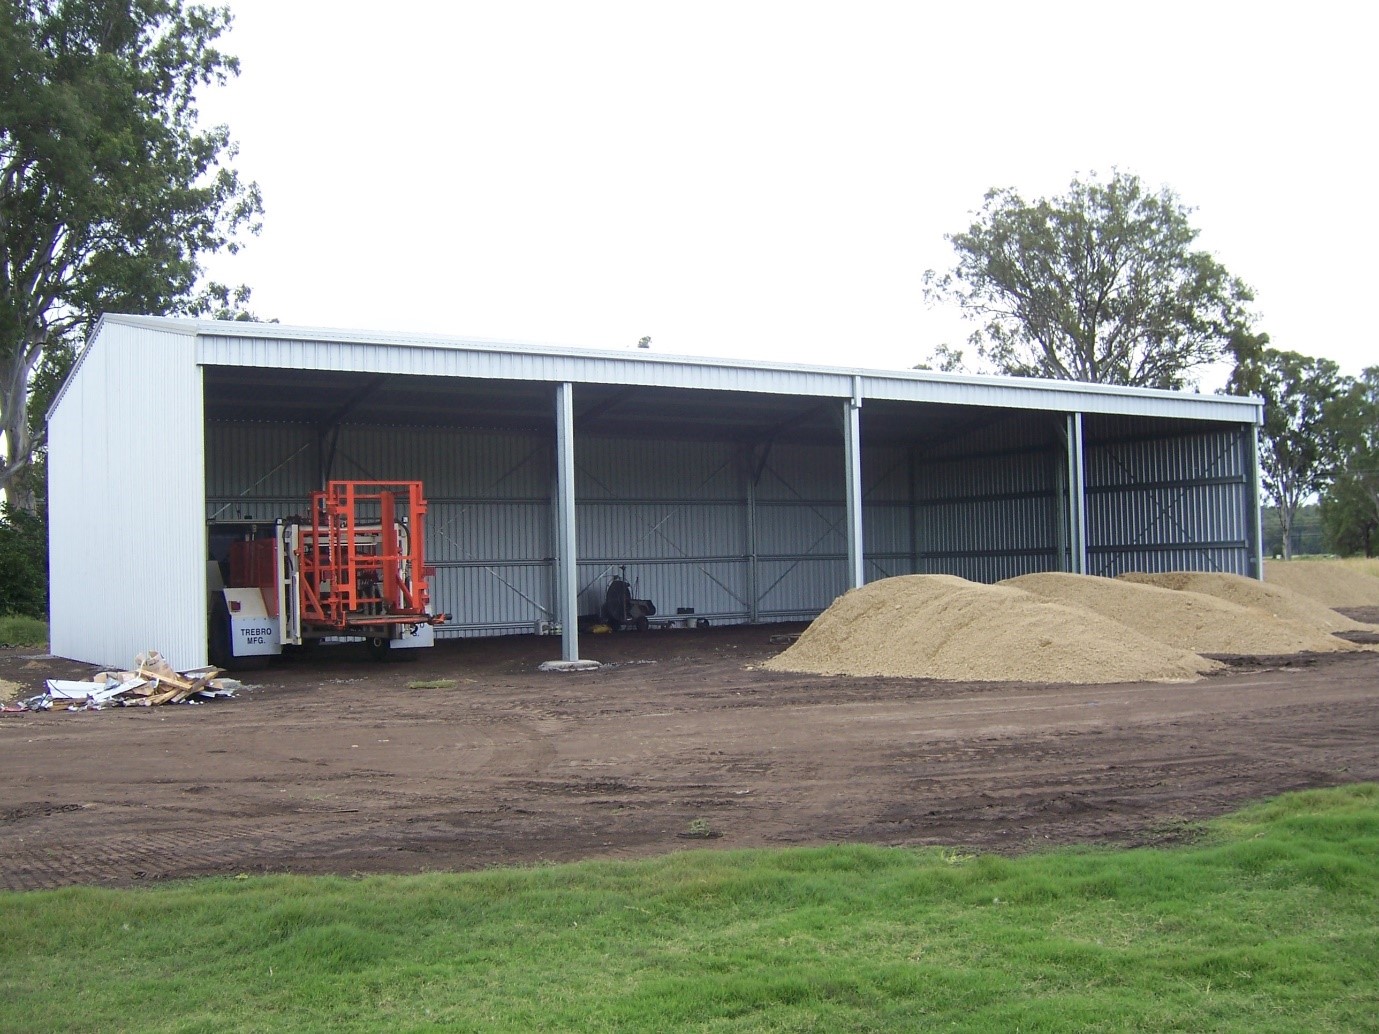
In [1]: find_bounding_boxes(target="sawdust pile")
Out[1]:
[1118,571,1372,634]
[763,575,1219,684]
[1263,560,1379,609]
[1004,572,1356,656]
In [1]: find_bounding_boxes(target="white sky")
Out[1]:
[198,1,1377,384]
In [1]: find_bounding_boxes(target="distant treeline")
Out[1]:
[1261,505,1327,558]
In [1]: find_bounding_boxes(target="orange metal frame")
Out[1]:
[296,481,442,633]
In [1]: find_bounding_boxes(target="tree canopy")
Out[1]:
[1230,342,1352,560]
[0,0,261,506]
[924,171,1253,389]
[1322,367,1379,557]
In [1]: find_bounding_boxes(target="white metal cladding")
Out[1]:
[575,437,750,621]
[861,444,915,580]
[205,421,316,518]
[205,422,558,635]
[97,315,1260,423]
[48,322,208,669]
[751,443,849,617]
[341,426,557,633]
[913,449,1062,581]
[197,331,850,399]
[1084,427,1253,576]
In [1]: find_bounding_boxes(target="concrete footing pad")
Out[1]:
[538,659,602,672]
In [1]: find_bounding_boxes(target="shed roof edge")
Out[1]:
[71,314,1265,425]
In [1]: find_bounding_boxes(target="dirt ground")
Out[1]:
[5,619,1379,892]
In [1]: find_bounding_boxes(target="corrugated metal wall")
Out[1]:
[1085,424,1253,576]
[203,422,871,633]
[49,323,208,669]
[201,414,1256,637]
[206,423,557,635]
[576,438,748,621]
[913,450,1062,582]
[912,414,1064,582]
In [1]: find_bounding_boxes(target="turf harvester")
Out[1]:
[209,481,446,667]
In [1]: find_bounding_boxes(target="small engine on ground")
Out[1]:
[600,565,656,631]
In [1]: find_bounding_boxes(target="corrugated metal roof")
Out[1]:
[65,314,1263,427]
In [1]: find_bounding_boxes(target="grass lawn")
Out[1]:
[2,785,1377,1032]
[0,613,46,649]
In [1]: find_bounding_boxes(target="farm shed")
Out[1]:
[46,315,1265,670]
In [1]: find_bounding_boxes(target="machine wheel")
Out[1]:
[208,598,233,669]
[634,615,650,632]
[365,635,392,661]
[283,638,321,660]
[209,596,271,671]
[696,618,710,629]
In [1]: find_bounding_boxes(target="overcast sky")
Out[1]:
[198,1,1376,384]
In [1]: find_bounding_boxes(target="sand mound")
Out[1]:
[764,575,1219,684]
[1004,572,1356,656]
[1263,560,1379,609]
[1117,571,1371,633]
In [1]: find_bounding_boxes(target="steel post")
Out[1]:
[1066,412,1087,575]
[1248,423,1264,579]
[844,381,865,589]
[555,382,579,661]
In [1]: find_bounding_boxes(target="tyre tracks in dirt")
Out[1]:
[3,629,1378,890]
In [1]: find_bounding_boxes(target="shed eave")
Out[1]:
[94,314,1265,425]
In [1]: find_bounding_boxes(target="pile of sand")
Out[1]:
[1118,571,1372,633]
[763,575,1219,684]
[1004,572,1356,656]
[1263,560,1379,609]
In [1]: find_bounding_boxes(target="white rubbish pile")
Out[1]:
[18,651,245,712]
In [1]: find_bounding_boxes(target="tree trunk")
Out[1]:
[1277,502,1297,561]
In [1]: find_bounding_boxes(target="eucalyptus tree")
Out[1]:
[1323,367,1379,556]
[924,171,1253,388]
[1,0,262,508]
[1231,346,1352,560]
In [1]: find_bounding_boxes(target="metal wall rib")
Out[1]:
[198,417,1257,639]
[1084,427,1252,576]
[202,421,900,632]
[913,446,1061,581]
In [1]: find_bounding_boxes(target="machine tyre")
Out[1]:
[283,638,321,658]
[634,615,650,632]
[208,597,233,669]
[365,635,392,661]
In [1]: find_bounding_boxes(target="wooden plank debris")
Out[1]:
[13,652,237,713]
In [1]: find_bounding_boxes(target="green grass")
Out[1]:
[3,786,1378,1032]
[406,678,458,690]
[0,612,46,647]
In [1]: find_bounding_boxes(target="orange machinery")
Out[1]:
[214,481,446,664]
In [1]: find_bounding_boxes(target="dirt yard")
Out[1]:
[5,622,1379,892]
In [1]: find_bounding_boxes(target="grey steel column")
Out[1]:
[1066,412,1087,575]
[907,445,919,574]
[745,448,759,623]
[555,382,579,661]
[1248,423,1264,579]
[844,380,865,589]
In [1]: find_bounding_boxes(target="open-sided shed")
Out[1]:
[47,316,1264,669]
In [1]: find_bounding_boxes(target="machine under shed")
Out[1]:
[47,316,1265,670]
